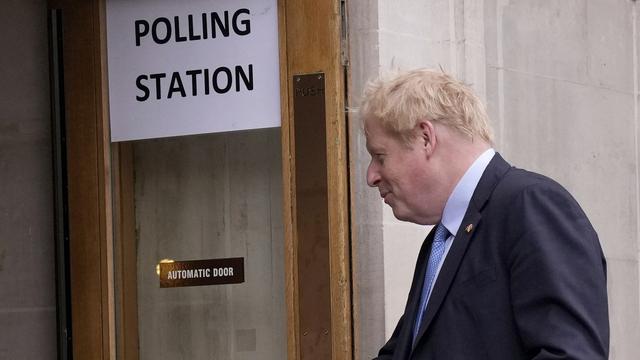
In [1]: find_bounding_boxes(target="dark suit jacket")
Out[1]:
[375,154,609,360]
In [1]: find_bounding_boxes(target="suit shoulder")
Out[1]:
[488,166,592,227]
[496,167,573,200]
[485,166,591,223]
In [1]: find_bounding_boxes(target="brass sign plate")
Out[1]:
[159,257,245,288]
[294,73,325,99]
[293,73,332,357]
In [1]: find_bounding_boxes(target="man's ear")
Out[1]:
[418,120,436,155]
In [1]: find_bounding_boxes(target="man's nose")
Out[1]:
[366,162,380,187]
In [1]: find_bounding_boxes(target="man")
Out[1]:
[362,69,609,359]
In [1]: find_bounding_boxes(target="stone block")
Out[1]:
[586,0,634,93]
[378,30,451,72]
[0,309,56,360]
[379,0,448,41]
[637,1,640,102]
[349,29,381,96]
[348,0,378,33]
[0,136,55,310]
[500,70,636,260]
[484,65,503,146]
[483,0,499,67]
[502,0,589,84]
[606,259,640,359]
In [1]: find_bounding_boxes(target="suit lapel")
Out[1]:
[411,153,512,352]
[411,211,482,352]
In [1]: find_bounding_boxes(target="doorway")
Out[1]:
[51,0,352,359]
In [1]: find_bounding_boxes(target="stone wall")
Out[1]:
[0,1,56,359]
[348,1,640,358]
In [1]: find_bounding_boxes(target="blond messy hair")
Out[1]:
[360,69,494,145]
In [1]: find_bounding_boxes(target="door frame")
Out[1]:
[50,0,352,358]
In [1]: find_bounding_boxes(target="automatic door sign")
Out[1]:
[106,0,280,141]
[158,257,244,288]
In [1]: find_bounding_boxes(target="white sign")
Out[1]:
[106,0,280,142]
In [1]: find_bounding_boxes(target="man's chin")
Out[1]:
[390,207,434,225]
[391,208,411,222]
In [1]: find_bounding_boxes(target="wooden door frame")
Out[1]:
[52,0,352,358]
[280,0,352,359]
[47,0,114,359]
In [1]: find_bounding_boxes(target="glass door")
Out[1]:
[107,1,286,357]
[116,128,285,359]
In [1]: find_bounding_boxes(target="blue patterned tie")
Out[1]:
[412,223,449,344]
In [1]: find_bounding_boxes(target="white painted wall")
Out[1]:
[349,0,640,358]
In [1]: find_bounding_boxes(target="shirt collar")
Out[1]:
[441,148,495,237]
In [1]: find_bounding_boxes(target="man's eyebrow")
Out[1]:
[367,142,385,152]
[365,143,378,153]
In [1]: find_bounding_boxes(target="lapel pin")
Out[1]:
[465,224,473,233]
